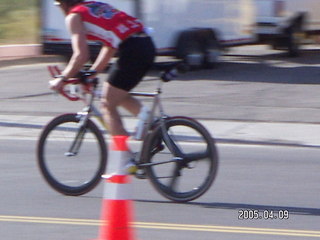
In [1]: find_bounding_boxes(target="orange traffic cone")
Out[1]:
[94,135,136,240]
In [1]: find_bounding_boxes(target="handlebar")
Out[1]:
[48,66,98,101]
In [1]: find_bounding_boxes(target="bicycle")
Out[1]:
[37,64,219,202]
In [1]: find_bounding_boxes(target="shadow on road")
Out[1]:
[191,202,320,216]
[135,199,320,216]
[163,48,320,85]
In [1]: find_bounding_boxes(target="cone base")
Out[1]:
[95,199,136,240]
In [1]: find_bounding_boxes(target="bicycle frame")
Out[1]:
[72,78,183,166]
[58,76,152,153]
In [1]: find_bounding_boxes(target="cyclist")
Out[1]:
[49,0,156,141]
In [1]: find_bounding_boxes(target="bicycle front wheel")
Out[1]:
[37,113,107,196]
[141,116,218,202]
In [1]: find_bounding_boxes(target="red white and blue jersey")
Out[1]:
[69,1,144,48]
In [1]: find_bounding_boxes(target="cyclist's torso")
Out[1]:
[69,1,144,48]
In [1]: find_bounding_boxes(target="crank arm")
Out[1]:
[138,157,183,167]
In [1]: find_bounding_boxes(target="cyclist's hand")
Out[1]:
[49,77,65,91]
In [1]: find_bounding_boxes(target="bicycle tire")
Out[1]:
[141,116,218,202]
[37,113,107,196]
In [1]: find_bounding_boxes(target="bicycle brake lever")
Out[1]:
[59,80,82,101]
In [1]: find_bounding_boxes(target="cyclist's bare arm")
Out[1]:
[63,13,90,78]
[50,13,89,91]
[90,45,117,74]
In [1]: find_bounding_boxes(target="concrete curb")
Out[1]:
[0,44,41,58]
[0,55,64,68]
[0,44,64,68]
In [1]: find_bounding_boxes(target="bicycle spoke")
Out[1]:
[168,174,179,191]
[184,150,210,162]
[168,163,184,190]
[163,130,184,157]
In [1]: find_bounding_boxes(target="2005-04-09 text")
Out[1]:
[238,209,289,220]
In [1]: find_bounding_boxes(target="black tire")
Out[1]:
[37,113,107,196]
[175,29,204,69]
[287,28,302,57]
[203,29,221,69]
[175,28,220,70]
[141,117,218,202]
[287,12,306,57]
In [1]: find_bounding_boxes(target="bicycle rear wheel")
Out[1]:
[141,116,218,202]
[37,113,107,196]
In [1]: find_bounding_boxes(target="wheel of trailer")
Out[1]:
[175,29,204,70]
[175,28,220,70]
[203,30,221,69]
[287,27,303,57]
[285,13,306,57]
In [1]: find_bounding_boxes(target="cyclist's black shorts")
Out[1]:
[107,35,156,91]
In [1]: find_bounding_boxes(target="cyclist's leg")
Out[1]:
[120,94,142,116]
[100,82,131,136]
[100,83,147,136]
[117,36,155,117]
[101,35,155,136]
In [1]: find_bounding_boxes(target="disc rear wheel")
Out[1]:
[142,117,218,202]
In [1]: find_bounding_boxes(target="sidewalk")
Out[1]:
[0,55,63,69]
[0,114,319,148]
[0,44,41,59]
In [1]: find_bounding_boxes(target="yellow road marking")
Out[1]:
[0,215,319,238]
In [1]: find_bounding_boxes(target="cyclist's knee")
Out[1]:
[100,99,117,114]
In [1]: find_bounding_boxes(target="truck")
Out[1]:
[254,0,320,56]
[41,0,257,68]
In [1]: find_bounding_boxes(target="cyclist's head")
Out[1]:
[54,0,84,7]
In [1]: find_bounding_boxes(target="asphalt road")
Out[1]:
[1,44,320,123]
[1,45,320,239]
[0,139,319,240]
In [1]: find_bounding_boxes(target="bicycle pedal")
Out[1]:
[125,157,138,175]
[126,165,138,175]
[135,169,147,179]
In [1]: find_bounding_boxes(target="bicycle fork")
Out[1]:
[65,86,99,157]
[64,112,89,157]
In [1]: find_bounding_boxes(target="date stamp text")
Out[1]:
[238,209,289,220]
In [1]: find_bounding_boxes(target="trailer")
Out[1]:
[42,0,256,68]
[254,0,320,56]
